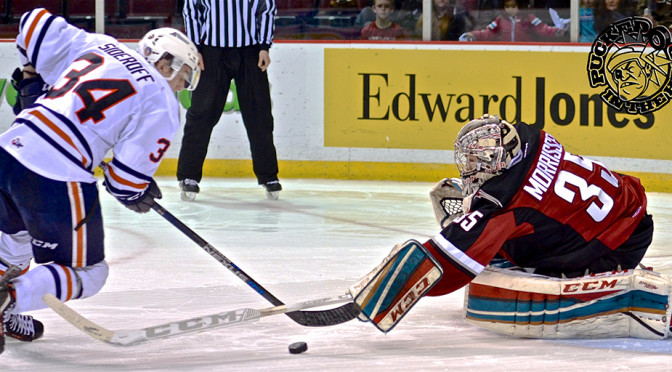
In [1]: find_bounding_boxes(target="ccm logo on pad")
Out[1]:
[562,279,618,293]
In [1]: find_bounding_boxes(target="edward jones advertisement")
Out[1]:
[324,48,671,161]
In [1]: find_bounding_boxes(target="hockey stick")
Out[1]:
[98,161,358,326]
[43,293,353,347]
[151,202,360,327]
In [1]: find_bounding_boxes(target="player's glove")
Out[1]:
[11,67,48,115]
[112,179,162,214]
[429,177,464,229]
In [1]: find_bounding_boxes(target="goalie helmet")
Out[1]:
[454,114,521,196]
[138,28,201,91]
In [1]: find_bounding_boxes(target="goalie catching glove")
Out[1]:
[429,178,466,229]
[349,240,443,333]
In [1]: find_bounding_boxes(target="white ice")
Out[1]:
[5,178,672,371]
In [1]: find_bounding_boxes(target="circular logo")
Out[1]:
[587,17,672,114]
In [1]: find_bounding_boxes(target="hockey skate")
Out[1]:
[3,312,44,342]
[179,179,200,201]
[0,267,43,354]
[262,180,282,200]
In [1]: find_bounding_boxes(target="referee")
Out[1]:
[177,0,282,200]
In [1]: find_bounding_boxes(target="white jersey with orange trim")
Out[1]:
[0,8,179,197]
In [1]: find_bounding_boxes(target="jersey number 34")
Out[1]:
[47,52,137,124]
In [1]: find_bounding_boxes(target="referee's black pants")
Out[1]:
[177,44,279,185]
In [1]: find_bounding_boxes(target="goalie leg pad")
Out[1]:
[464,267,672,339]
[352,240,443,333]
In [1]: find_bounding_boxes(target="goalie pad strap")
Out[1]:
[464,267,672,339]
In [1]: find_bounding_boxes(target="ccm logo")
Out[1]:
[390,277,430,322]
[563,279,617,293]
[32,239,59,250]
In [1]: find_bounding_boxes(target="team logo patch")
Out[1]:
[11,137,23,148]
[587,17,672,114]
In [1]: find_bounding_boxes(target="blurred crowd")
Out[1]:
[299,0,669,43]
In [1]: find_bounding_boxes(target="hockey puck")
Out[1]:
[288,341,308,354]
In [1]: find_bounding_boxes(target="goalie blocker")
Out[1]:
[464,266,672,339]
[349,240,443,333]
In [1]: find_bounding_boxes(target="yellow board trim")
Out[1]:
[140,159,672,193]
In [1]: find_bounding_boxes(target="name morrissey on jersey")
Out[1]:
[98,43,154,83]
[523,134,563,201]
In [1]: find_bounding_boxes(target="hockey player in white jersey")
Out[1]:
[0,8,200,353]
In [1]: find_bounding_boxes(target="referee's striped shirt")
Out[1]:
[183,0,277,50]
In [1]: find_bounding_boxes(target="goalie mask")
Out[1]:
[139,28,201,91]
[454,114,521,196]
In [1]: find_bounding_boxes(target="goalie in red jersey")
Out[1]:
[351,114,658,338]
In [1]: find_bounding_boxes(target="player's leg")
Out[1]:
[177,45,231,200]
[12,177,107,309]
[235,46,280,199]
[1,157,108,343]
[0,231,39,343]
[0,150,43,345]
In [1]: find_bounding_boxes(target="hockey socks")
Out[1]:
[352,240,443,333]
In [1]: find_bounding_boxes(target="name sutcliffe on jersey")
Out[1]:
[99,44,154,83]
[523,133,563,201]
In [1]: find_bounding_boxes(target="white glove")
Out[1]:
[459,32,475,42]
[429,178,464,229]
[549,8,570,31]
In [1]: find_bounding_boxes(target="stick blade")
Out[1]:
[42,294,115,343]
[285,302,361,327]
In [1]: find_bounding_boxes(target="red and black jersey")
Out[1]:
[423,123,648,296]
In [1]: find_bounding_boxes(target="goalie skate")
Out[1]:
[351,240,443,333]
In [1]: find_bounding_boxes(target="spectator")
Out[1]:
[356,0,421,34]
[395,0,423,31]
[361,0,408,39]
[636,0,671,30]
[459,0,566,41]
[580,0,598,42]
[593,0,633,34]
[416,0,475,40]
[355,0,377,27]
[179,0,282,201]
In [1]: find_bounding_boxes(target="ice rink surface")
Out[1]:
[4,178,672,371]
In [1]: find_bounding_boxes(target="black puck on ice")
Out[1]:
[288,341,308,354]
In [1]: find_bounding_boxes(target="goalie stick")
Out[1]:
[43,293,353,347]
